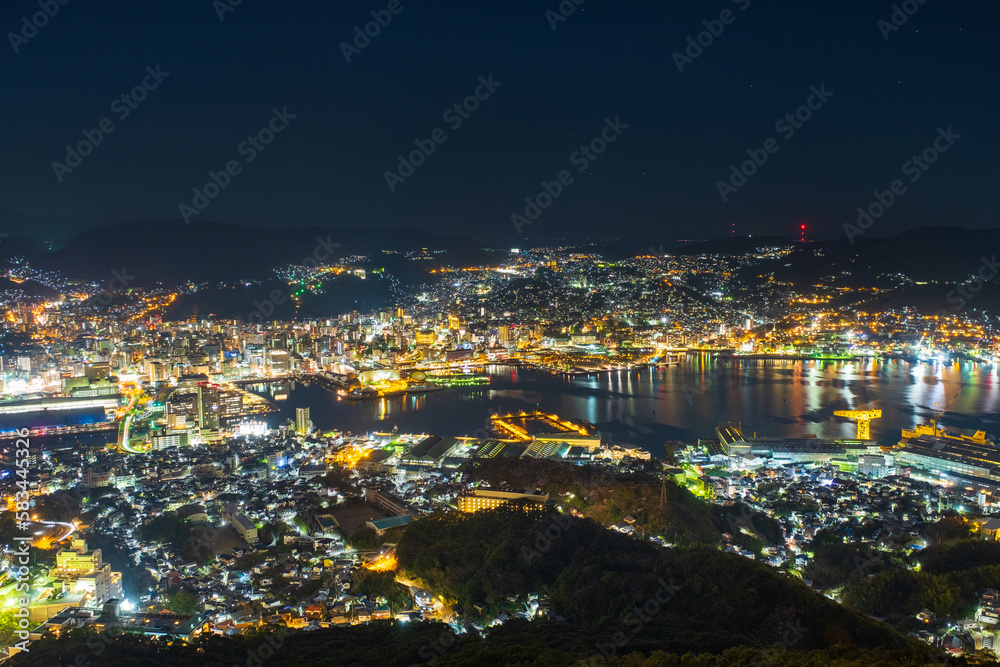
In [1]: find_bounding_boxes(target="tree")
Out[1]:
[0,611,17,648]
[166,590,200,615]
[353,570,410,610]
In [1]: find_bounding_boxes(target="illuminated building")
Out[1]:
[0,396,119,432]
[217,389,243,419]
[231,514,258,544]
[716,423,878,466]
[894,422,1000,488]
[365,487,410,515]
[82,465,112,487]
[84,362,110,380]
[456,488,549,513]
[533,433,602,450]
[196,383,220,430]
[401,436,463,467]
[366,515,413,536]
[152,431,189,449]
[237,420,266,437]
[296,407,311,436]
[858,453,892,478]
[268,349,291,373]
[54,539,124,606]
[62,376,117,397]
[221,504,259,544]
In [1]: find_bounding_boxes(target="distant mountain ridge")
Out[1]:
[671,226,1000,287]
[0,220,996,291]
[0,218,494,286]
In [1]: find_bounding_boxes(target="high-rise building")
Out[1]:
[296,407,311,436]
[268,349,291,372]
[197,384,220,430]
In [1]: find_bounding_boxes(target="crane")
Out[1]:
[932,382,967,436]
[834,409,882,440]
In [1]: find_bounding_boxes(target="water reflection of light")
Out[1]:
[234,359,998,452]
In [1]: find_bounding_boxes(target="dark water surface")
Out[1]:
[249,359,1000,460]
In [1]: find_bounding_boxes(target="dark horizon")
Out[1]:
[2,1,997,243]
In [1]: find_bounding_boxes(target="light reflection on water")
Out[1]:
[247,359,1000,459]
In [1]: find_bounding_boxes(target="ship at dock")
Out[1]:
[894,420,1000,490]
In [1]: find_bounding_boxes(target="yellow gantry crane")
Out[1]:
[834,409,882,440]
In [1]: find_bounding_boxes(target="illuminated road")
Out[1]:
[119,411,141,453]
[118,389,153,453]
[395,572,455,624]
[28,520,76,548]
[43,521,76,543]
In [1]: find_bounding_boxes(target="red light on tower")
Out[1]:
[799,224,806,243]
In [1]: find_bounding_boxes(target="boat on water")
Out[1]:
[731,352,863,361]
[425,373,490,386]
[899,421,994,448]
[894,420,1000,489]
[346,384,444,400]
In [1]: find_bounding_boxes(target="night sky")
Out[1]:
[2,0,997,244]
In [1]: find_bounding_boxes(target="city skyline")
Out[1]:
[4,2,1000,664]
